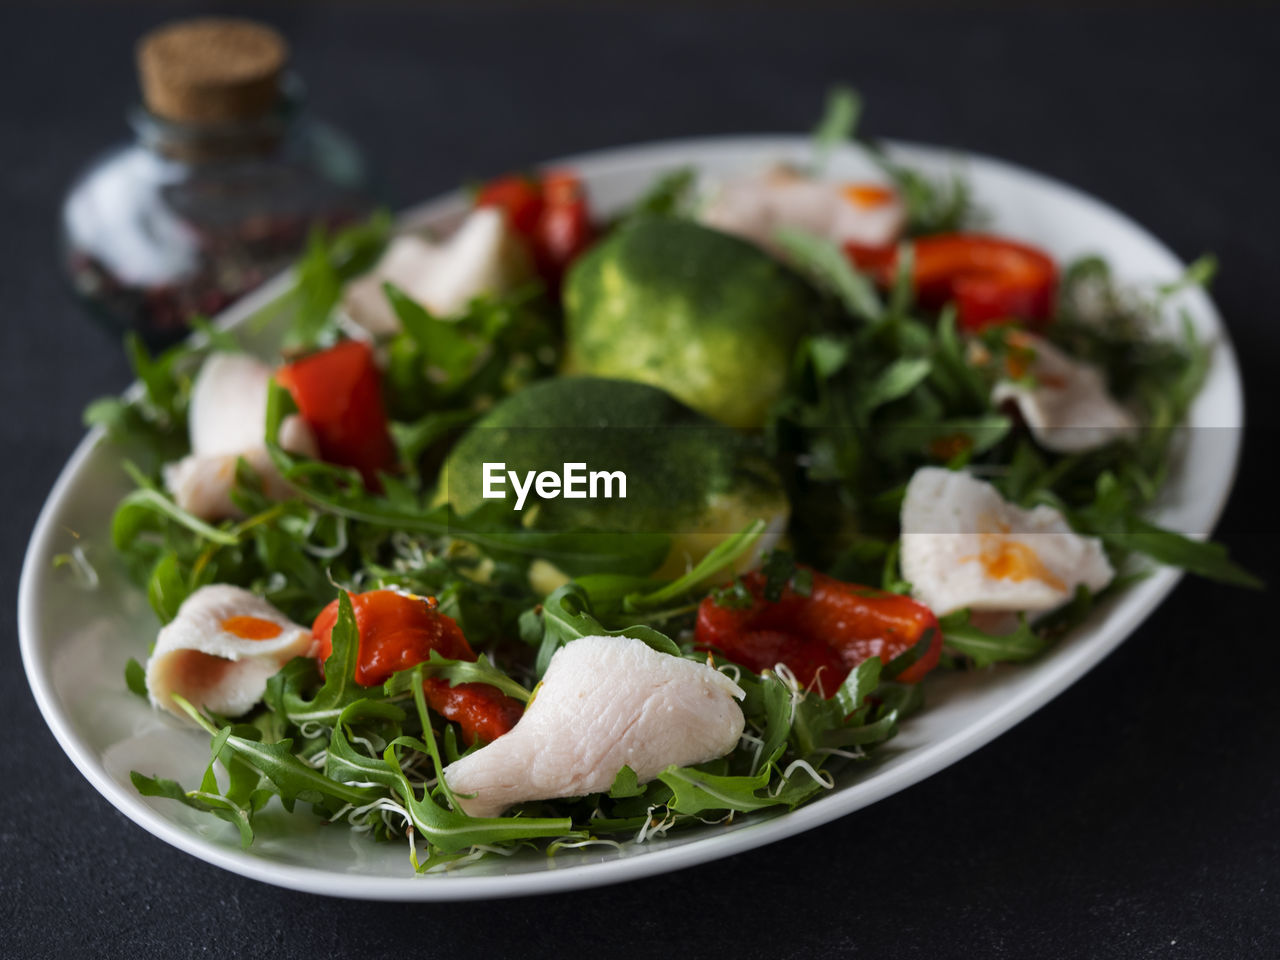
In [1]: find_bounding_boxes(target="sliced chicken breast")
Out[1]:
[992,332,1138,453]
[443,635,745,818]
[145,584,313,720]
[342,207,531,335]
[701,165,905,256]
[163,352,317,520]
[900,467,1114,617]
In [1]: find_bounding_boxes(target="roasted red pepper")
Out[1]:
[847,233,1058,332]
[695,568,942,696]
[475,175,544,236]
[476,169,595,287]
[311,589,524,745]
[275,340,397,487]
[532,171,595,286]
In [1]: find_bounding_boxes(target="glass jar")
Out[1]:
[61,29,374,346]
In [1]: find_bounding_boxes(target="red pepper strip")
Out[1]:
[695,568,942,697]
[532,170,596,286]
[474,170,596,289]
[422,678,525,746]
[311,589,524,745]
[846,233,1058,332]
[275,340,396,488]
[475,174,544,237]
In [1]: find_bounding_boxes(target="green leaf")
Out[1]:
[629,167,696,218]
[174,696,381,813]
[940,610,1048,667]
[384,283,483,389]
[1157,254,1217,298]
[391,408,479,467]
[112,486,239,550]
[858,357,932,414]
[774,228,883,322]
[624,519,766,610]
[806,335,852,380]
[146,552,190,623]
[608,765,645,799]
[188,315,240,352]
[833,656,881,717]
[384,649,532,703]
[812,85,861,171]
[1107,519,1261,589]
[285,212,392,349]
[273,589,369,726]
[657,765,783,815]
[83,397,131,435]
[531,583,681,677]
[737,670,793,773]
[131,771,257,848]
[124,658,148,699]
[324,699,410,792]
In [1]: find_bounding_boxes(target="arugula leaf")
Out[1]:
[608,765,645,799]
[774,228,883,321]
[384,283,483,390]
[785,658,891,756]
[146,551,191,623]
[1157,253,1217,299]
[1073,473,1260,588]
[324,699,410,793]
[812,85,862,172]
[735,669,793,773]
[131,770,259,848]
[285,212,391,349]
[384,649,532,703]
[391,408,479,467]
[172,696,378,813]
[873,155,973,236]
[630,167,696,219]
[940,610,1049,667]
[112,485,239,550]
[657,765,782,815]
[530,583,682,677]
[124,658,148,699]
[271,589,368,726]
[1102,517,1260,588]
[759,549,805,602]
[857,357,933,415]
[623,519,766,611]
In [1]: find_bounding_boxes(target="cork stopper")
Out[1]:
[137,18,288,125]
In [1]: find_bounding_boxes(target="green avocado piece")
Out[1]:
[441,376,788,577]
[563,216,818,429]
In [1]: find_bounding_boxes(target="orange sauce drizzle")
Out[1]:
[842,183,895,209]
[963,535,1066,591]
[220,615,283,641]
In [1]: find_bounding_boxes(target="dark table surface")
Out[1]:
[3,4,1277,958]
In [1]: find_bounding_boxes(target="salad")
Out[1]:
[84,89,1257,873]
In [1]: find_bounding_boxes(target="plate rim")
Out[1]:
[18,134,1245,901]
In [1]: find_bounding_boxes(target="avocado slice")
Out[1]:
[441,376,788,578]
[563,216,818,429]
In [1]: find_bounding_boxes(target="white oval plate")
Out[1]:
[19,137,1243,900]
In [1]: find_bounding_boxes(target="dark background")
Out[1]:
[3,4,1277,958]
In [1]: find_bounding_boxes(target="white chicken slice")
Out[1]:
[145,584,313,720]
[443,635,745,818]
[342,207,531,335]
[162,352,317,521]
[900,467,1114,617]
[991,332,1138,453]
[700,165,905,256]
